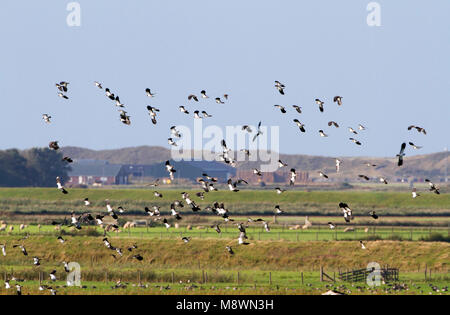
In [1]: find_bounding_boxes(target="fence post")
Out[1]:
[320,266,323,282]
[269,272,272,285]
[237,272,240,285]
[301,272,303,285]
[172,272,174,284]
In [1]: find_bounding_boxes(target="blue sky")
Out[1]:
[0,0,448,157]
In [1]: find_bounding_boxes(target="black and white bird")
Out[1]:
[115,96,124,108]
[425,179,440,194]
[408,125,427,135]
[274,105,286,113]
[292,105,302,114]
[252,121,263,142]
[333,96,343,106]
[315,99,324,112]
[397,143,406,166]
[170,204,182,220]
[226,246,234,255]
[165,161,176,180]
[194,111,202,119]
[274,81,285,95]
[0,244,5,256]
[33,257,41,266]
[105,88,115,100]
[200,90,209,99]
[328,222,336,230]
[278,160,288,168]
[263,221,270,232]
[227,179,239,192]
[56,177,68,194]
[289,169,297,186]
[275,187,286,194]
[360,241,367,250]
[358,175,370,181]
[163,218,171,229]
[339,202,353,223]
[242,125,252,133]
[412,188,420,199]
[49,270,57,281]
[145,88,156,97]
[188,94,199,102]
[42,114,52,124]
[94,81,103,89]
[133,254,144,261]
[319,171,329,179]
[348,127,358,135]
[274,205,284,215]
[13,245,28,256]
[168,138,177,147]
[215,97,225,104]
[358,124,366,131]
[369,211,378,220]
[328,121,339,128]
[57,92,69,99]
[179,106,190,115]
[349,138,362,146]
[84,198,91,206]
[409,142,422,150]
[253,168,262,176]
[319,130,328,137]
[49,141,60,151]
[57,236,66,244]
[293,119,306,133]
[202,111,212,118]
[170,126,182,138]
[154,191,163,198]
[212,224,221,234]
[379,177,388,185]
[182,237,191,243]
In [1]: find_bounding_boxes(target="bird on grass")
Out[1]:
[369,211,379,220]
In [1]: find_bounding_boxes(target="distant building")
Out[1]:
[122,160,236,183]
[67,160,128,186]
[236,169,309,184]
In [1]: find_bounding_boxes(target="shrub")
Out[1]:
[420,233,450,242]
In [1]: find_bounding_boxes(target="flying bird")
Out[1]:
[274,81,285,95]
[328,121,339,128]
[397,142,406,166]
[315,99,324,112]
[293,119,306,133]
[333,96,343,106]
[42,114,52,124]
[56,177,68,194]
[408,125,426,135]
[145,88,156,97]
[409,142,422,150]
[292,105,302,114]
[274,105,286,113]
[289,169,297,186]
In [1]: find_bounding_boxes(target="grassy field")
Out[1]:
[0,188,448,217]
[0,188,448,295]
[1,224,449,242]
[0,237,448,295]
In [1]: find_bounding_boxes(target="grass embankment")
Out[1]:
[0,188,448,216]
[0,237,448,271]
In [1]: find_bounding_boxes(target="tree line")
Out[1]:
[0,148,71,187]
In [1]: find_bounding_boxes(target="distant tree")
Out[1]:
[22,148,72,187]
[0,149,33,187]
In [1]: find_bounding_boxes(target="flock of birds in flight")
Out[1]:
[1,79,442,295]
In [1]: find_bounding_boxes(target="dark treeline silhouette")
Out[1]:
[0,148,71,187]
